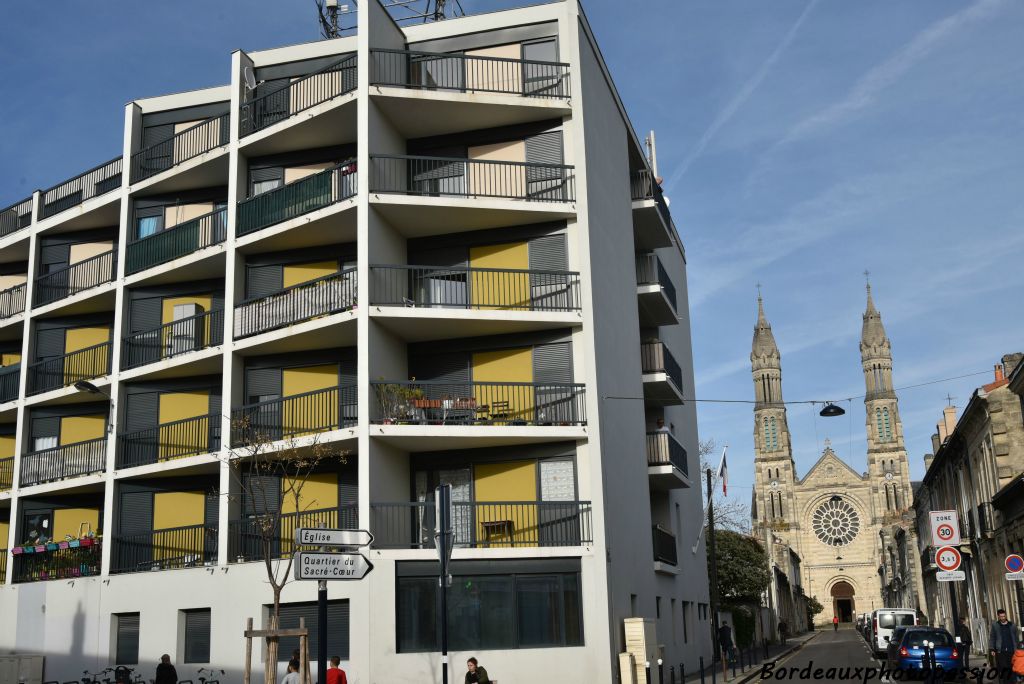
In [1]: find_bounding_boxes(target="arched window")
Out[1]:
[885,485,892,511]
[770,417,778,450]
[763,417,770,449]
[876,409,884,440]
[883,408,892,441]
[893,486,901,511]
[777,494,784,519]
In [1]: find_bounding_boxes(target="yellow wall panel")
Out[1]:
[282,261,339,289]
[64,327,110,353]
[472,348,534,423]
[282,364,339,436]
[279,472,338,556]
[59,415,106,445]
[153,491,205,530]
[474,460,537,546]
[469,242,529,309]
[0,434,14,458]
[63,327,111,384]
[0,520,8,546]
[1,352,21,366]
[53,508,100,540]
[158,391,210,460]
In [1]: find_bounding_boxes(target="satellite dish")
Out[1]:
[243,66,258,92]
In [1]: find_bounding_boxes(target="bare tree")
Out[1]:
[699,438,752,533]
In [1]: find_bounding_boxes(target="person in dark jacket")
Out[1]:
[465,657,489,684]
[155,655,177,684]
[957,616,973,669]
[988,609,1018,684]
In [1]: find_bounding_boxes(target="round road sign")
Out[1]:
[936,524,955,542]
[1006,554,1024,573]
[936,546,962,572]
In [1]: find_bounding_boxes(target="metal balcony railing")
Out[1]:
[645,432,689,477]
[370,501,593,549]
[0,366,19,403]
[240,54,357,136]
[130,114,229,184]
[652,524,677,565]
[12,542,102,583]
[0,283,27,320]
[111,523,219,574]
[34,250,116,307]
[0,197,32,238]
[122,309,224,371]
[27,341,111,396]
[237,162,357,237]
[231,385,357,446]
[126,207,227,275]
[641,341,683,391]
[0,550,5,584]
[228,505,358,563]
[234,268,356,339]
[116,414,221,470]
[0,455,13,492]
[371,381,586,426]
[20,437,107,487]
[369,264,581,312]
[630,169,672,227]
[369,155,575,202]
[40,157,122,219]
[369,48,571,98]
[636,253,677,312]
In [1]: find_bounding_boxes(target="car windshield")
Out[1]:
[879,612,916,628]
[903,631,953,648]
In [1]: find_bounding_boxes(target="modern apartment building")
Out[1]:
[0,2,708,681]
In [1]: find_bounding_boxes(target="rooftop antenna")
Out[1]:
[382,0,464,24]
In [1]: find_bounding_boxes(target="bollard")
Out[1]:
[764,637,769,660]
[699,656,706,684]
[646,661,652,684]
[680,663,685,683]
[732,652,737,679]
[669,665,675,684]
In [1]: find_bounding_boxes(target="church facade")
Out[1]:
[750,287,925,624]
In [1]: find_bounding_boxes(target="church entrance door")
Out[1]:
[830,580,856,623]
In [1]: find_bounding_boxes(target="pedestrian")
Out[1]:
[465,657,490,684]
[988,609,1018,684]
[326,656,348,684]
[155,654,177,684]
[283,659,301,684]
[833,615,839,632]
[718,622,734,681]
[957,616,973,669]
[779,620,788,646]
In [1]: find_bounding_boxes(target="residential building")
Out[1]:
[913,354,1024,650]
[0,2,708,682]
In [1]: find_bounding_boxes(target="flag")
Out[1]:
[717,445,729,497]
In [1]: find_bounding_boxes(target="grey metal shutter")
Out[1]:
[529,234,570,310]
[245,367,282,400]
[142,124,174,148]
[243,473,281,516]
[534,342,572,383]
[526,131,563,164]
[40,243,70,268]
[124,391,159,433]
[184,609,212,663]
[32,416,60,440]
[277,600,350,661]
[129,297,162,334]
[522,40,563,97]
[534,342,575,424]
[115,613,141,664]
[119,490,154,534]
[529,235,567,270]
[249,166,284,195]
[35,328,66,359]
[338,463,358,527]
[204,490,219,527]
[413,246,469,268]
[245,264,284,299]
[525,131,565,200]
[414,352,470,402]
[523,39,557,62]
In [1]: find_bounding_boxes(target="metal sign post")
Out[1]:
[435,484,453,684]
[930,513,962,630]
[318,522,327,684]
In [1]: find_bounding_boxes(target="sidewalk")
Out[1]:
[681,631,819,684]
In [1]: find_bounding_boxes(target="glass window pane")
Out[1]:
[253,179,283,196]
[562,574,584,645]
[397,577,438,652]
[449,575,514,650]
[137,216,161,239]
[516,575,562,647]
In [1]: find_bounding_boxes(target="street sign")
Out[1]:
[935,545,962,572]
[293,552,373,580]
[1006,554,1024,573]
[295,528,374,547]
[937,571,966,582]
[930,511,961,546]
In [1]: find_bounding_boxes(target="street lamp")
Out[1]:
[819,402,845,417]
[74,380,109,397]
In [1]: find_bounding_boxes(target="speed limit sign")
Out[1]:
[930,511,961,546]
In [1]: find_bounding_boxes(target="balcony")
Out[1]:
[370,381,586,426]
[20,437,107,487]
[125,207,227,276]
[652,524,678,571]
[630,170,674,249]
[116,414,221,470]
[111,523,218,574]
[370,501,593,549]
[640,341,684,405]
[27,341,111,396]
[122,309,224,371]
[636,254,678,326]
[646,432,690,489]
[234,268,355,340]
[129,114,229,184]
[1,198,32,239]
[11,541,102,583]
[240,55,357,138]
[228,505,357,563]
[236,162,356,238]
[0,366,19,403]
[34,250,117,307]
[0,284,26,320]
[369,264,581,312]
[40,157,122,220]
[0,455,12,491]
[230,385,357,446]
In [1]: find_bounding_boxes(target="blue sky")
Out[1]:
[2,1,1022,503]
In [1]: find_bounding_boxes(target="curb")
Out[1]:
[731,632,821,684]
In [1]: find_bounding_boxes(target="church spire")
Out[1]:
[861,281,889,350]
[752,294,780,360]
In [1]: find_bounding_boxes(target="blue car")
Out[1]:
[886,627,961,679]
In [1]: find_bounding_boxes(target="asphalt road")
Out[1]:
[757,626,884,682]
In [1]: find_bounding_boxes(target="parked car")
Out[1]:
[870,608,918,657]
[885,627,960,679]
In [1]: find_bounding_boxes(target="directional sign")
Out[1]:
[294,552,373,580]
[295,528,374,547]
[930,511,961,547]
[936,545,962,572]
[937,571,966,582]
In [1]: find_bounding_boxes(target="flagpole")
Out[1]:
[692,446,728,553]
[707,465,722,675]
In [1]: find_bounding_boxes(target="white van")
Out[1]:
[870,608,918,656]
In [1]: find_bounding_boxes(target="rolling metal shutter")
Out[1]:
[338,464,358,528]
[204,490,219,527]
[277,600,350,660]
[529,235,567,270]
[119,490,154,534]
[129,296,162,334]
[525,131,565,200]
[142,124,174,148]
[249,166,284,195]
[243,474,281,516]
[32,416,60,441]
[40,243,71,270]
[245,264,284,299]
[411,352,470,401]
[124,391,159,433]
[35,328,66,359]
[184,609,212,663]
[115,613,141,665]
[534,342,575,424]
[528,234,570,310]
[533,342,572,383]
[245,367,282,400]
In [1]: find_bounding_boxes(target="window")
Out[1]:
[275,600,349,660]
[883,409,892,440]
[876,409,884,440]
[670,599,677,644]
[115,613,140,665]
[183,609,211,664]
[770,418,778,450]
[396,572,583,652]
[656,596,662,619]
[682,601,691,643]
[763,418,770,450]
[630,593,638,617]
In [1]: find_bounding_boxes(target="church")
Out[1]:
[750,286,925,624]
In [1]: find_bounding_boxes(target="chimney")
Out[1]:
[1002,352,1022,377]
[995,364,1005,382]
[931,433,941,453]
[924,454,934,471]
[937,406,957,444]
